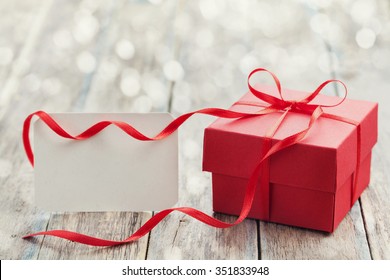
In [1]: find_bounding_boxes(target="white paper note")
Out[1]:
[34,113,178,212]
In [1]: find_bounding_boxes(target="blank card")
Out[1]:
[34,113,178,212]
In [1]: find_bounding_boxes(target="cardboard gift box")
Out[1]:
[203,84,378,232]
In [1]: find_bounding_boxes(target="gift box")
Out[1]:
[203,84,378,232]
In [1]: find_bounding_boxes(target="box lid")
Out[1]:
[203,84,378,193]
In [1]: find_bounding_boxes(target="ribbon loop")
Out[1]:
[247,68,288,108]
[299,79,348,107]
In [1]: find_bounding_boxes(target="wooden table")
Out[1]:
[1,0,389,260]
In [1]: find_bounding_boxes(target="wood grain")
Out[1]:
[37,0,178,259]
[255,2,371,259]
[338,66,390,260]
[0,0,54,260]
[142,0,372,260]
[0,0,123,259]
[146,0,261,260]
[335,44,390,260]
[362,145,390,259]
[146,116,259,260]
[260,204,371,260]
[0,0,388,260]
[338,44,390,261]
[38,212,152,260]
[320,0,390,259]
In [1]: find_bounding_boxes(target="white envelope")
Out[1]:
[33,113,178,212]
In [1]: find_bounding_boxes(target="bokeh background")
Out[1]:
[0,0,389,259]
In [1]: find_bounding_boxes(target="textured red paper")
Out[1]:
[203,84,378,232]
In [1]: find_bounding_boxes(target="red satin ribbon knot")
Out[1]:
[22,68,360,247]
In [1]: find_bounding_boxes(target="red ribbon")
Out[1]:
[22,68,361,246]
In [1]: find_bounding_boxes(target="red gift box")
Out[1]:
[203,84,378,232]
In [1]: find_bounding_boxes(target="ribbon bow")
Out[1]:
[21,68,360,247]
[245,68,347,114]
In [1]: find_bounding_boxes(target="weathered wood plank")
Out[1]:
[336,55,390,260]
[343,83,390,260]
[38,212,152,260]
[148,0,370,260]
[320,0,390,259]
[37,0,179,259]
[335,43,390,260]
[259,1,372,260]
[147,0,260,260]
[260,204,371,259]
[363,144,390,259]
[2,0,386,260]
[147,117,259,260]
[0,0,54,260]
[0,0,115,259]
